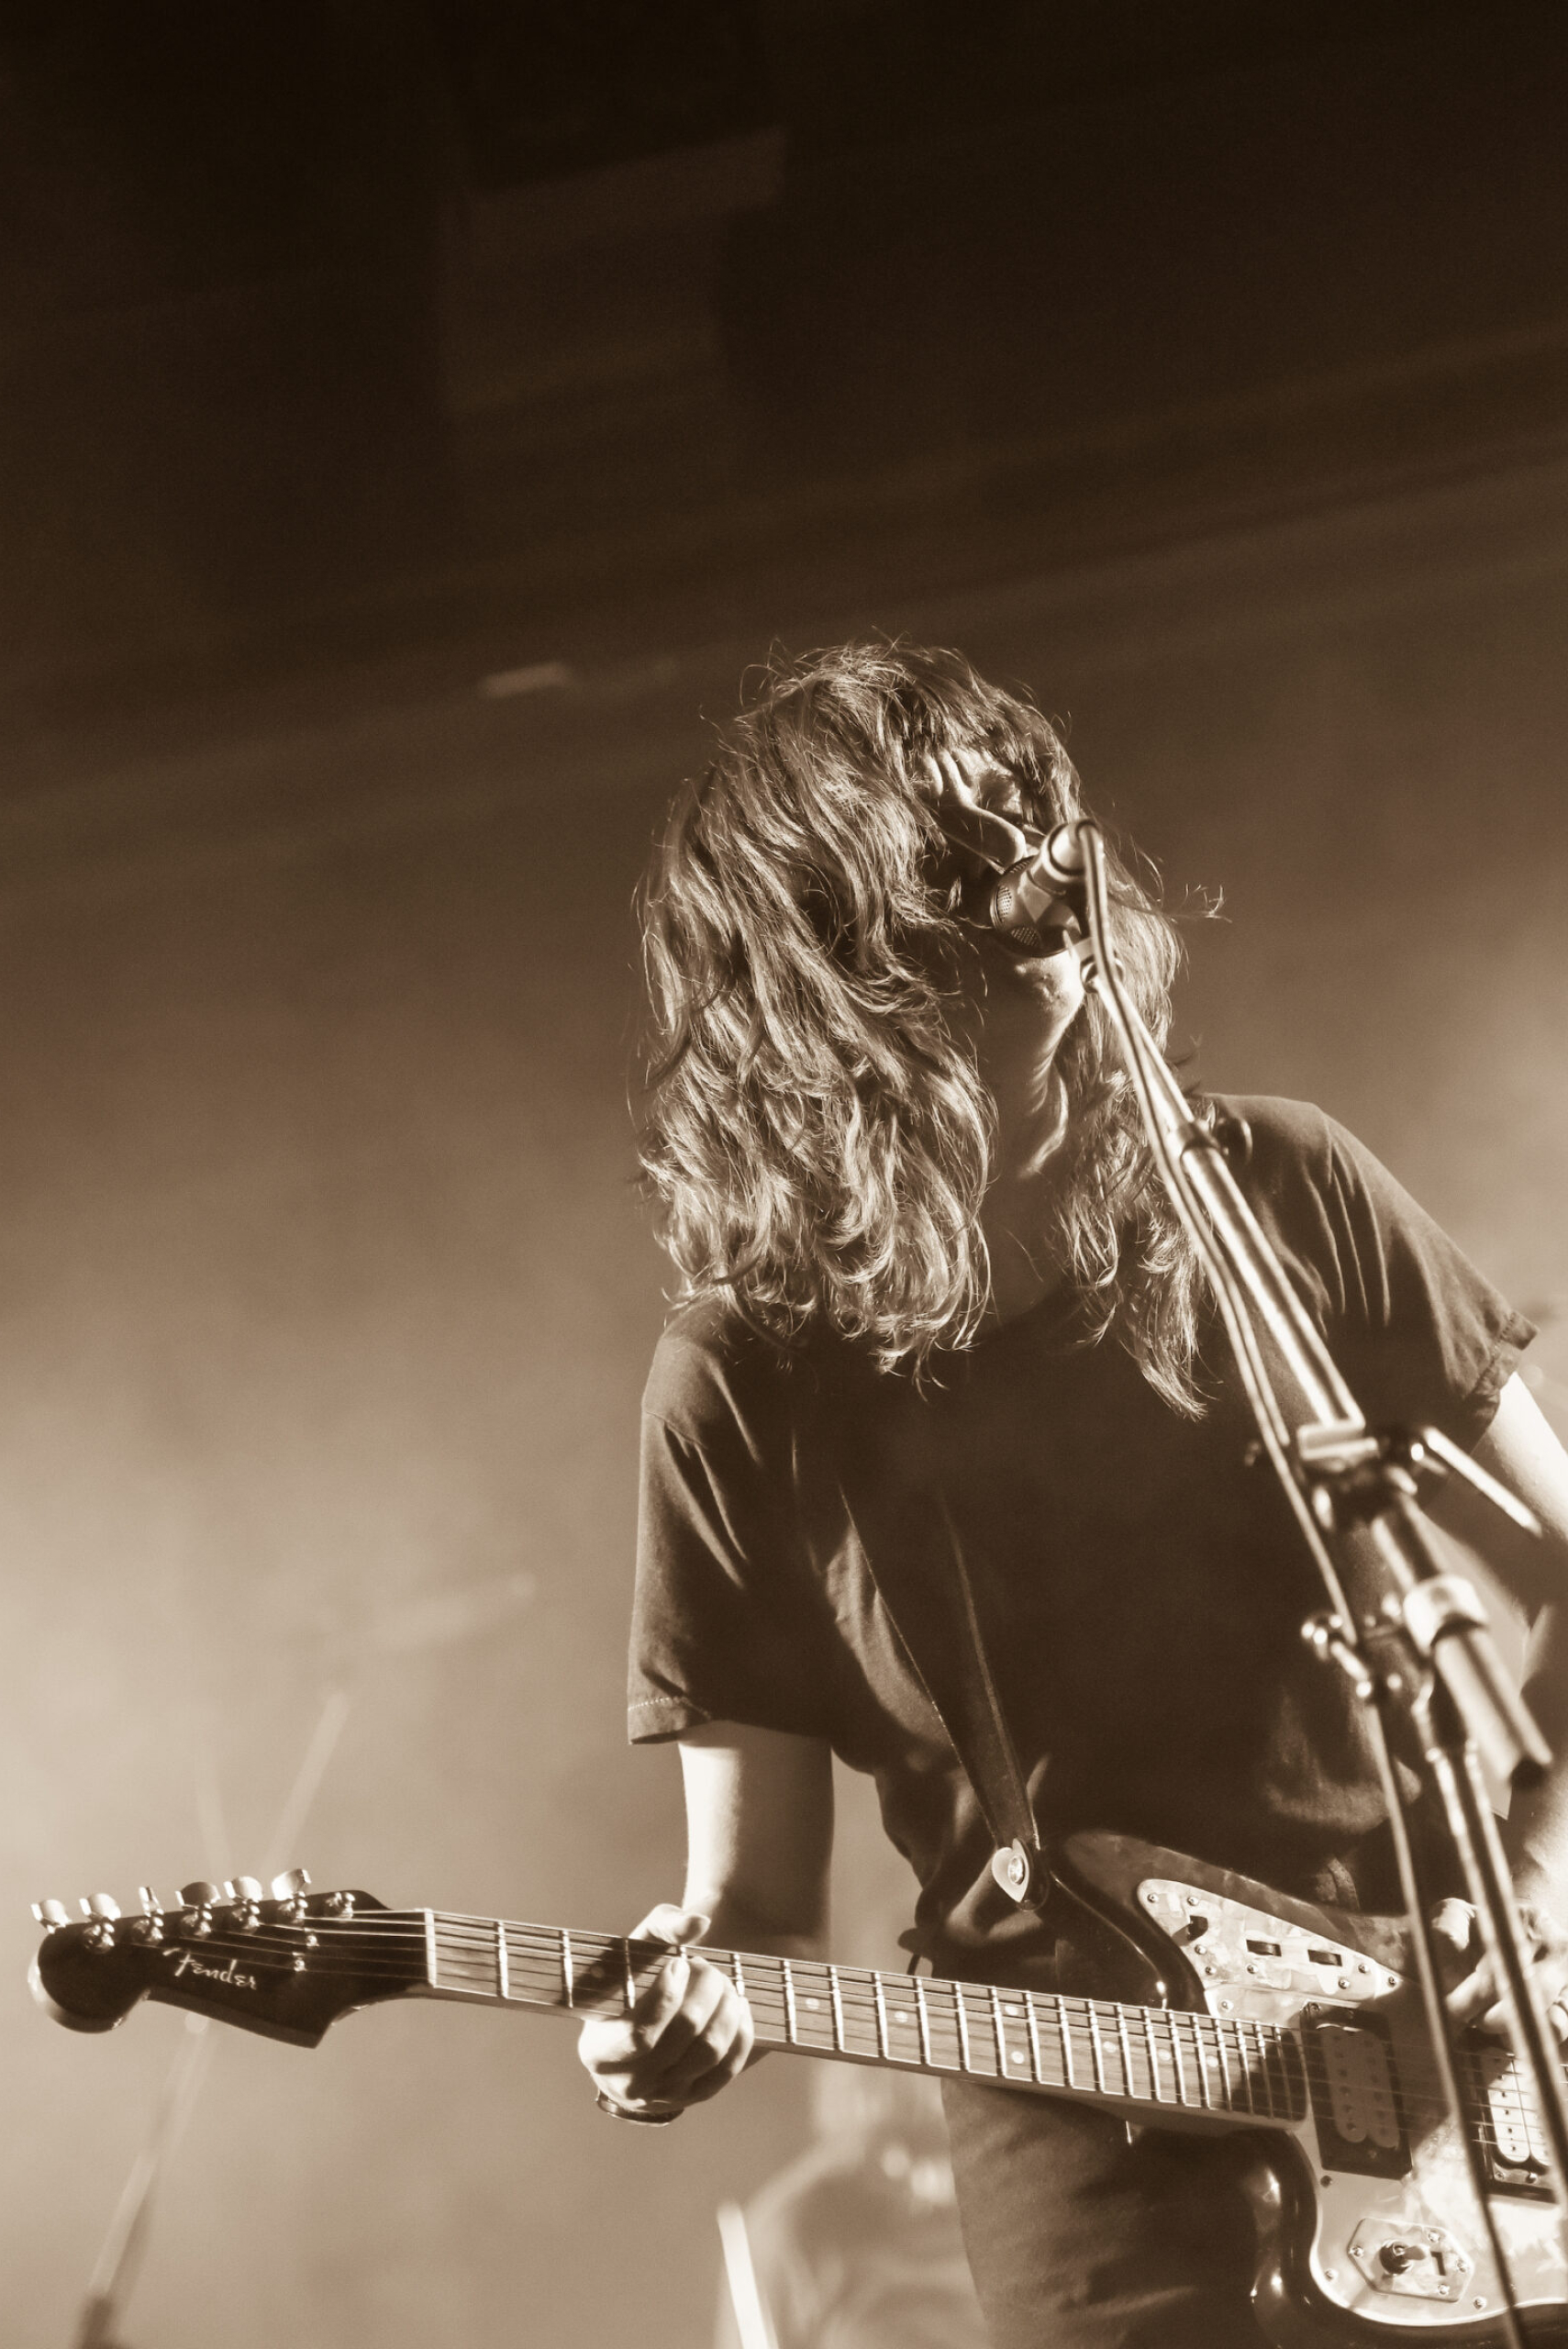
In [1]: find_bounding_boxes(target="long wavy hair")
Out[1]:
[639,643,1208,1412]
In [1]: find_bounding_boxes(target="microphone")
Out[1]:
[976,825,1086,957]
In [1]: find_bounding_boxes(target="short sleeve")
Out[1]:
[628,1315,835,1745]
[1230,1098,1536,1448]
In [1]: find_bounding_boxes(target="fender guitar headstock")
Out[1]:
[30,1871,422,2047]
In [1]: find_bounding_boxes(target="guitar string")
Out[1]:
[143,1930,1306,2118]
[155,1908,1556,2122]
[127,1910,1564,2144]
[159,1930,1550,2147]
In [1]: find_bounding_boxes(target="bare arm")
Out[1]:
[1424,1374,1568,2015]
[1427,1377,1568,1882]
[577,1722,834,2113]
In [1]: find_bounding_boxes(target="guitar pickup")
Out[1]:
[1301,2006,1410,2178]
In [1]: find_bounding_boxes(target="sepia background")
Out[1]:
[3,6,1567,2344]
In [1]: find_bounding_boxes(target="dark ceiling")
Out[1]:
[2,1,1563,711]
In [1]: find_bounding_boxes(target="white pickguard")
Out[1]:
[1140,1876,1568,2331]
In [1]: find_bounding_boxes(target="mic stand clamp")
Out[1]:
[1292,1419,1550,1794]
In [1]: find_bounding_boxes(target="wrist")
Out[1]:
[594,2087,684,2126]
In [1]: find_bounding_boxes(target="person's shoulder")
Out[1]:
[1202,1094,1342,1186]
[643,1295,811,1450]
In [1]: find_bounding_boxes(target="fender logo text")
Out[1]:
[171,1951,259,1992]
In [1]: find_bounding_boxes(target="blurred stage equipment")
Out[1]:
[716,2072,985,2349]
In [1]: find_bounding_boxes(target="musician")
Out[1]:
[578,642,1568,2346]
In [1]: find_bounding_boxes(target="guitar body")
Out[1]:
[1057,1831,1568,2343]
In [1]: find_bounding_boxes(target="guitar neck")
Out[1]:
[412,1909,1306,2129]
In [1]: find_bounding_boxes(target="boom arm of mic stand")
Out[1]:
[1066,824,1568,2228]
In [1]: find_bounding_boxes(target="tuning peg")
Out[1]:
[227,1876,264,1931]
[271,1867,310,1899]
[178,1881,218,1938]
[78,1893,120,1951]
[32,1899,71,1932]
[130,1888,166,1945]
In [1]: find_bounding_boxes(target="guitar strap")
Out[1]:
[804,1349,1051,1910]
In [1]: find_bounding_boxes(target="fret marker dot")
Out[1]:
[805,1998,820,2010]
[1010,2049,1026,2064]
[1005,2005,1021,2017]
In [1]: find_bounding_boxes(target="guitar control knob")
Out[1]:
[32,1899,71,1932]
[1379,2243,1426,2274]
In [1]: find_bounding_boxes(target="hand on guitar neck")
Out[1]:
[576,1903,754,2120]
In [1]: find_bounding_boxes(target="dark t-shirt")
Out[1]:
[628,1099,1533,1981]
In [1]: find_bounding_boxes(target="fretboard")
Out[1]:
[412,1912,1307,2127]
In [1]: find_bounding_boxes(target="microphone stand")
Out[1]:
[1041,820,1567,2331]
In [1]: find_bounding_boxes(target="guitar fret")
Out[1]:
[1085,2004,1107,2095]
[873,1973,890,2060]
[1028,1997,1056,2087]
[1194,2017,1220,2110]
[915,1975,934,2067]
[1115,2005,1138,2099]
[828,1966,845,2053]
[1170,2014,1195,2106]
[1054,2002,1073,2086]
[781,1958,799,2045]
[1251,2023,1277,2120]
[495,1920,508,2001]
[1024,1990,1043,2086]
[1212,2018,1237,2110]
[424,1909,439,1991]
[1143,2011,1168,2102]
[1173,2013,1196,2104]
[1061,2000,1084,2092]
[560,1929,574,2009]
[1267,2022,1293,2121]
[953,1980,973,2074]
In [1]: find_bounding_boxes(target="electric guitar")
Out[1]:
[31,1829,1568,2344]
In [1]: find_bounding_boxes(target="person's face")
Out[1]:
[921,748,1086,1069]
